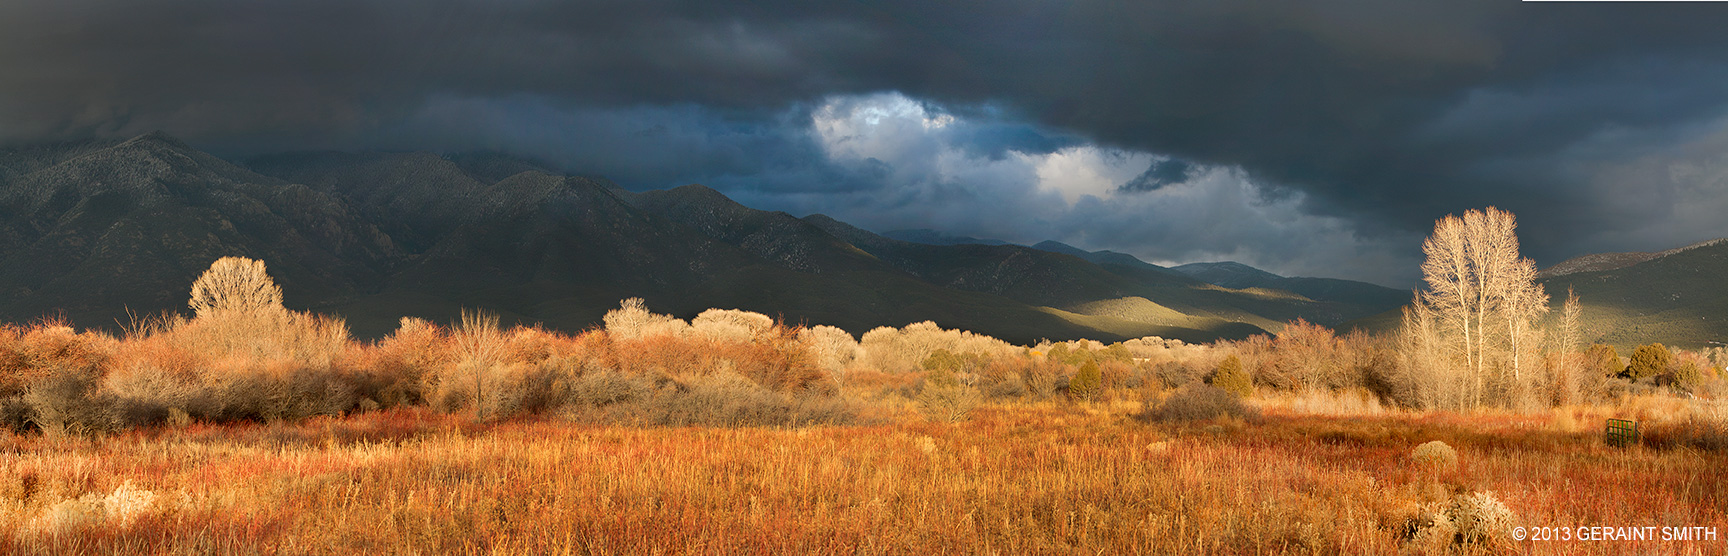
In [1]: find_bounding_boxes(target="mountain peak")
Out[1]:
[1171,261,1284,289]
[116,130,195,152]
[1032,240,1089,256]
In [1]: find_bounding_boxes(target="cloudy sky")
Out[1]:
[7,1,1728,287]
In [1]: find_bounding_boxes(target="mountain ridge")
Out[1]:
[1538,238,1728,279]
[0,133,1411,343]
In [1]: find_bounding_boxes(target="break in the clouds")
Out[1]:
[8,1,1728,286]
[793,93,1419,285]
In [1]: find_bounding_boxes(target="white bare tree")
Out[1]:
[1412,207,1547,408]
[188,256,283,318]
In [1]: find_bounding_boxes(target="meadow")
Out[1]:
[3,258,1727,554]
[3,397,1724,555]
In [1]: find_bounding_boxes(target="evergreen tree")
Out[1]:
[1212,355,1253,398]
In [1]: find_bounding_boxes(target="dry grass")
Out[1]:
[2,272,1725,553]
[0,403,1722,555]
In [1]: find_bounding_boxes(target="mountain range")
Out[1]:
[1534,239,1728,349]
[1,132,1411,343]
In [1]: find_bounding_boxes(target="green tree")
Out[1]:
[918,349,979,422]
[922,349,963,387]
[1102,343,1133,363]
[1625,343,1671,380]
[1671,357,1704,393]
[1069,360,1102,401]
[1047,344,1071,365]
[1212,355,1253,398]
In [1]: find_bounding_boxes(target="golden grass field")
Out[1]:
[3,397,1723,555]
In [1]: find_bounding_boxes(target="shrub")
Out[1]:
[200,359,358,422]
[567,370,653,408]
[921,349,965,381]
[982,373,1029,399]
[1141,383,1261,423]
[1448,491,1515,544]
[102,334,201,428]
[603,298,689,340]
[797,325,859,376]
[1407,507,1458,553]
[5,325,119,434]
[423,310,565,421]
[0,325,29,398]
[632,372,853,427]
[354,317,451,408]
[690,309,772,343]
[859,321,1013,373]
[1643,409,1728,452]
[170,310,357,422]
[1667,351,1711,393]
[1018,358,1062,400]
[1211,355,1252,398]
[0,396,29,432]
[917,383,982,423]
[23,362,116,436]
[29,480,157,533]
[1102,343,1133,363]
[730,326,831,393]
[1411,440,1458,473]
[1584,344,1621,377]
[1047,343,1072,365]
[1069,360,1102,401]
[148,259,362,424]
[1625,343,1671,380]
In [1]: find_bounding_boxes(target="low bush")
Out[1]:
[23,362,116,436]
[1644,415,1728,452]
[917,383,981,423]
[1140,383,1262,424]
[349,317,451,408]
[1448,491,1516,545]
[561,371,854,427]
[1410,440,1458,473]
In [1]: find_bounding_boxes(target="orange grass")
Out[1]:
[2,405,1724,555]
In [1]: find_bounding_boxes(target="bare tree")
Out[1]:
[1400,297,1460,409]
[1419,213,1480,404]
[1553,287,1584,404]
[454,309,506,421]
[1411,207,1547,408]
[1502,253,1548,389]
[188,257,283,318]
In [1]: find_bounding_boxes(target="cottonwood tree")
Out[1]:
[1411,207,1548,408]
[189,256,283,318]
[1552,287,1584,404]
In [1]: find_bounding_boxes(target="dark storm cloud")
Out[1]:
[1119,159,1194,193]
[6,0,1728,274]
